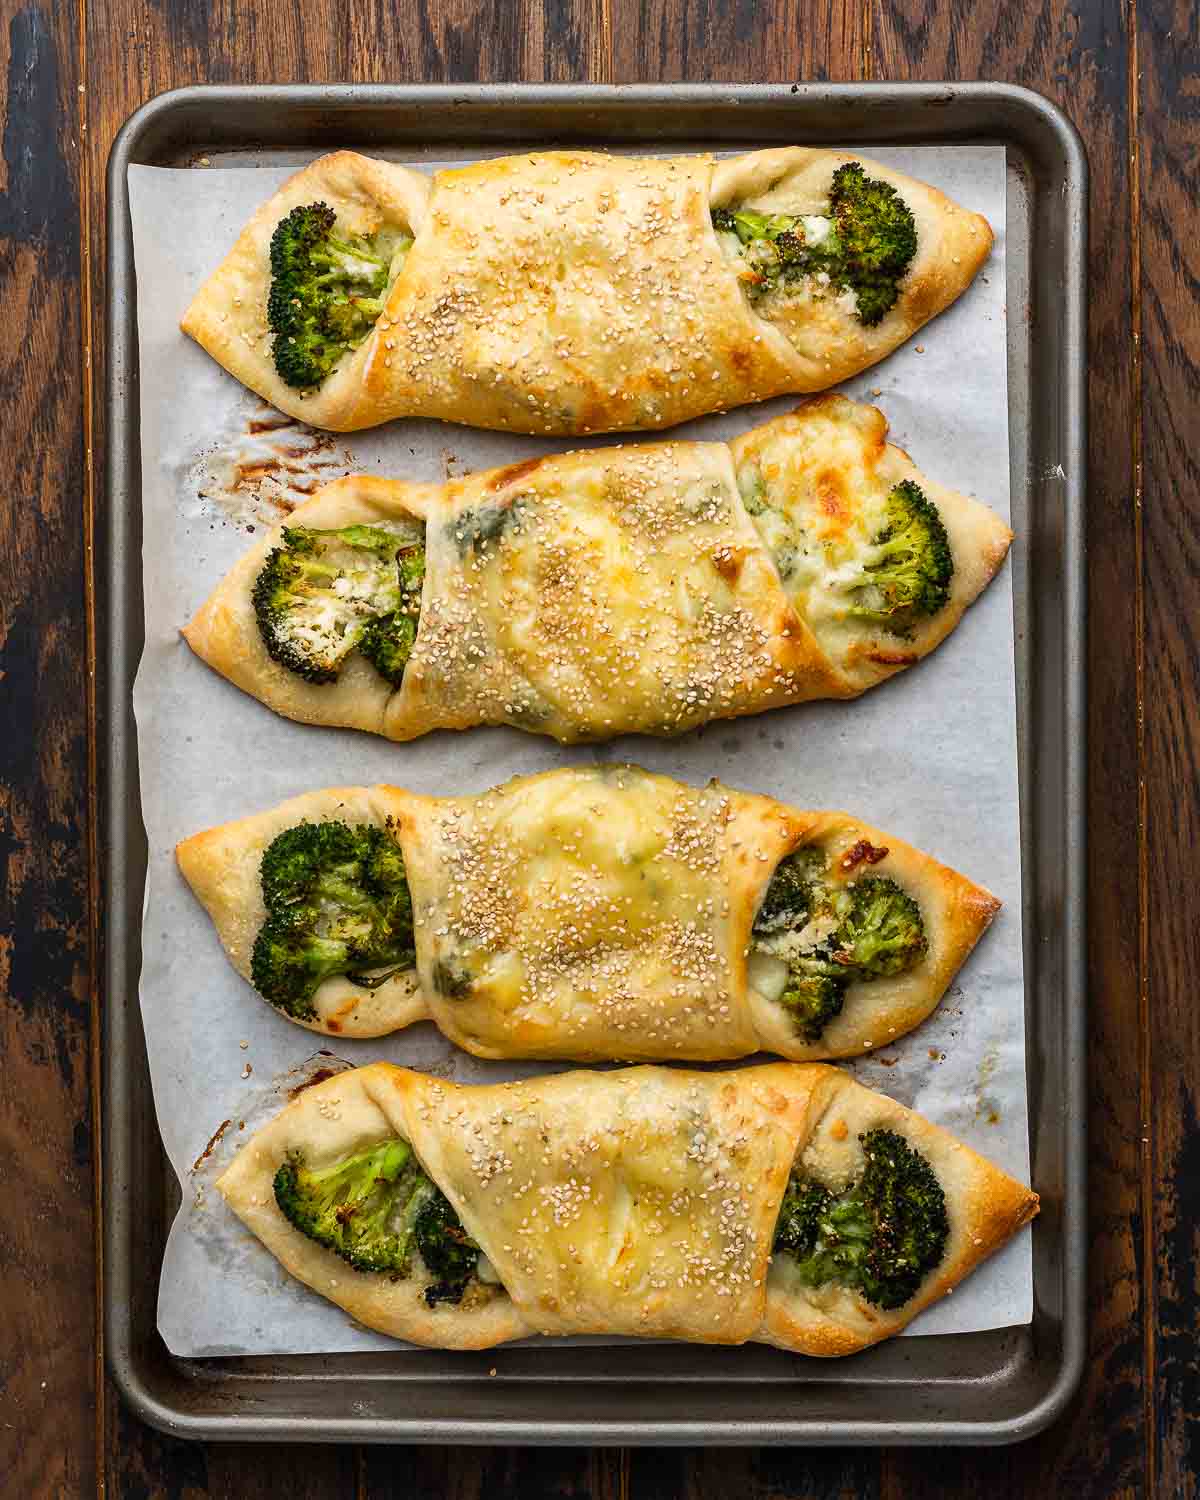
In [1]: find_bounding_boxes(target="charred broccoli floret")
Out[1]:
[273,1138,424,1273]
[825,161,918,325]
[839,480,953,633]
[834,875,928,977]
[752,846,851,1040]
[413,1190,482,1307]
[252,524,424,685]
[273,1137,481,1300]
[752,845,827,936]
[773,1128,950,1309]
[267,201,410,389]
[777,972,849,1042]
[711,159,917,326]
[250,820,414,1019]
[357,612,417,686]
[773,1176,833,1258]
[751,846,927,1041]
[250,917,354,1018]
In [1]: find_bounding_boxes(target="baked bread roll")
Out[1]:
[176,764,1000,1059]
[182,395,1012,744]
[216,1061,1037,1353]
[181,148,992,435]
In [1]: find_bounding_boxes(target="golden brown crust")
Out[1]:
[175,785,427,1038]
[728,394,1013,696]
[182,148,992,435]
[710,149,993,393]
[183,397,1011,744]
[177,766,999,1059]
[181,476,439,738]
[382,439,848,744]
[180,152,431,431]
[215,1062,1037,1352]
[760,1069,1039,1355]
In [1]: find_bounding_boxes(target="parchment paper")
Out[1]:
[127,147,1029,1357]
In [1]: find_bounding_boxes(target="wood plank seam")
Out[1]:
[598,0,613,82]
[1128,0,1153,1492]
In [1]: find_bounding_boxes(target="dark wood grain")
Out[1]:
[629,1446,881,1500]
[0,1,97,1495]
[84,0,608,94]
[875,0,1145,1493]
[373,1446,627,1500]
[1137,0,1200,1494]
[610,0,865,82]
[105,1416,360,1500]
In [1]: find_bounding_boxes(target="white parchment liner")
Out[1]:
[127,146,1029,1356]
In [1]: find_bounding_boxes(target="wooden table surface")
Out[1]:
[1,0,1193,1491]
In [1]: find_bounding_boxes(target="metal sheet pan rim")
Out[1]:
[103,80,1087,1446]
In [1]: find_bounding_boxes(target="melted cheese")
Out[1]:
[730,397,898,664]
[393,443,827,742]
[363,151,800,435]
[400,1066,801,1340]
[397,765,802,1060]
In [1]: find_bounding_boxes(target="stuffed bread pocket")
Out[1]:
[215,1061,1037,1353]
[181,148,992,435]
[181,395,1013,745]
[175,764,1000,1059]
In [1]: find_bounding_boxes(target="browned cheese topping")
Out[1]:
[396,767,787,1061]
[394,441,811,744]
[404,1068,794,1340]
[366,153,796,436]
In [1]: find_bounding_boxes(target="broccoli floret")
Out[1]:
[774,1176,834,1258]
[252,525,424,686]
[752,848,847,1041]
[751,848,926,1041]
[250,820,414,1019]
[833,875,928,978]
[249,914,352,1018]
[267,201,409,389]
[259,818,358,912]
[712,207,797,243]
[753,845,828,936]
[355,544,424,686]
[826,162,918,326]
[273,1138,480,1295]
[413,1191,481,1306]
[839,480,953,633]
[273,1138,423,1273]
[778,972,848,1041]
[711,159,917,326]
[774,1128,949,1309]
[356,612,413,685]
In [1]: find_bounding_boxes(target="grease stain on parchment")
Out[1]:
[189,402,352,527]
[974,1045,1002,1125]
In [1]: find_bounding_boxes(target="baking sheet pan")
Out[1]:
[103,82,1087,1444]
[129,141,1030,1356]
